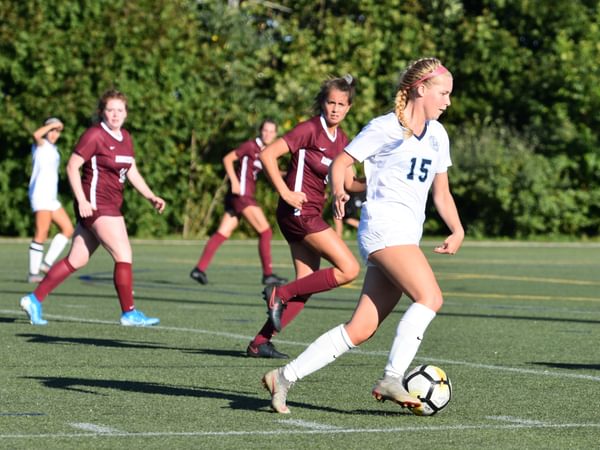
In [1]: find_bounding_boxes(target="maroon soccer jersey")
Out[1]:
[233,137,263,198]
[281,116,348,216]
[73,123,135,216]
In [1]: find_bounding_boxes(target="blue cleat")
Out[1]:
[120,310,160,327]
[20,293,48,325]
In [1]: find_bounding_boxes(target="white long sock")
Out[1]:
[29,241,44,275]
[43,233,69,266]
[384,303,436,378]
[284,324,355,382]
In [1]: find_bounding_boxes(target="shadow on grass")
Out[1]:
[23,375,410,416]
[183,347,248,358]
[16,333,192,352]
[531,362,600,371]
[16,334,271,360]
[0,316,18,323]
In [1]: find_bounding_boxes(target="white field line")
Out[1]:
[3,308,600,383]
[486,416,549,426]
[1,422,600,439]
[68,423,122,434]
[277,419,342,430]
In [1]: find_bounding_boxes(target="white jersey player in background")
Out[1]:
[262,57,464,414]
[27,118,74,282]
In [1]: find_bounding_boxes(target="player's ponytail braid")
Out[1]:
[394,88,411,137]
[394,57,445,137]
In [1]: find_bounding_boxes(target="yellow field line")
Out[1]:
[443,291,600,302]
[438,272,600,286]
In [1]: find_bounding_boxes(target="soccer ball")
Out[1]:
[403,365,452,416]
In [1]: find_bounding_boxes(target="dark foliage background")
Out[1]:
[2,0,599,238]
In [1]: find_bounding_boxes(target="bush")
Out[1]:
[430,124,597,238]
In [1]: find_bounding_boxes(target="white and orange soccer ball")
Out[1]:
[403,364,452,416]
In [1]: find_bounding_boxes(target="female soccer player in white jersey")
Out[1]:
[20,89,165,327]
[27,118,74,282]
[262,58,464,413]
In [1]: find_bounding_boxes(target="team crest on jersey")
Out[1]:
[429,135,439,152]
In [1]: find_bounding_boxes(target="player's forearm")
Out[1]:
[128,171,155,200]
[434,192,464,236]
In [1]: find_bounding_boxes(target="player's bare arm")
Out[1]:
[431,172,464,254]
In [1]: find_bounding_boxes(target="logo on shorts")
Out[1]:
[429,136,439,152]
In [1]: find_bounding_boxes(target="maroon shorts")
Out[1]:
[225,193,258,216]
[276,208,330,243]
[75,201,122,229]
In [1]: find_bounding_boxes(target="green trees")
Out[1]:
[1,0,599,238]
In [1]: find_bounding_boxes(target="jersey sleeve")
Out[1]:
[434,123,452,173]
[345,117,390,163]
[73,127,100,161]
[282,120,316,154]
[234,140,254,159]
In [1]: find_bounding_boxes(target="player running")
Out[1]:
[262,58,464,413]
[246,75,362,359]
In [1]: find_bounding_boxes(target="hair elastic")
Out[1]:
[409,65,449,88]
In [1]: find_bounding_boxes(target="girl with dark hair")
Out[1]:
[246,75,363,359]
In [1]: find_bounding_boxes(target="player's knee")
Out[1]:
[62,226,74,239]
[258,227,272,237]
[345,321,377,345]
[420,295,443,313]
[217,229,232,239]
[339,259,360,284]
[67,255,88,270]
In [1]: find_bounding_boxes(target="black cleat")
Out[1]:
[262,273,288,286]
[247,341,289,359]
[190,267,208,284]
[263,285,286,332]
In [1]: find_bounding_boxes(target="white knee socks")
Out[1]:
[384,302,436,378]
[43,233,69,267]
[28,241,44,275]
[284,324,355,383]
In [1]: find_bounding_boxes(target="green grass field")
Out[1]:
[1,238,599,449]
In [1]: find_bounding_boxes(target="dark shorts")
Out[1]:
[276,207,330,243]
[75,200,122,229]
[225,193,258,216]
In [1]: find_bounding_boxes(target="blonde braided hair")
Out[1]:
[394,58,447,137]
